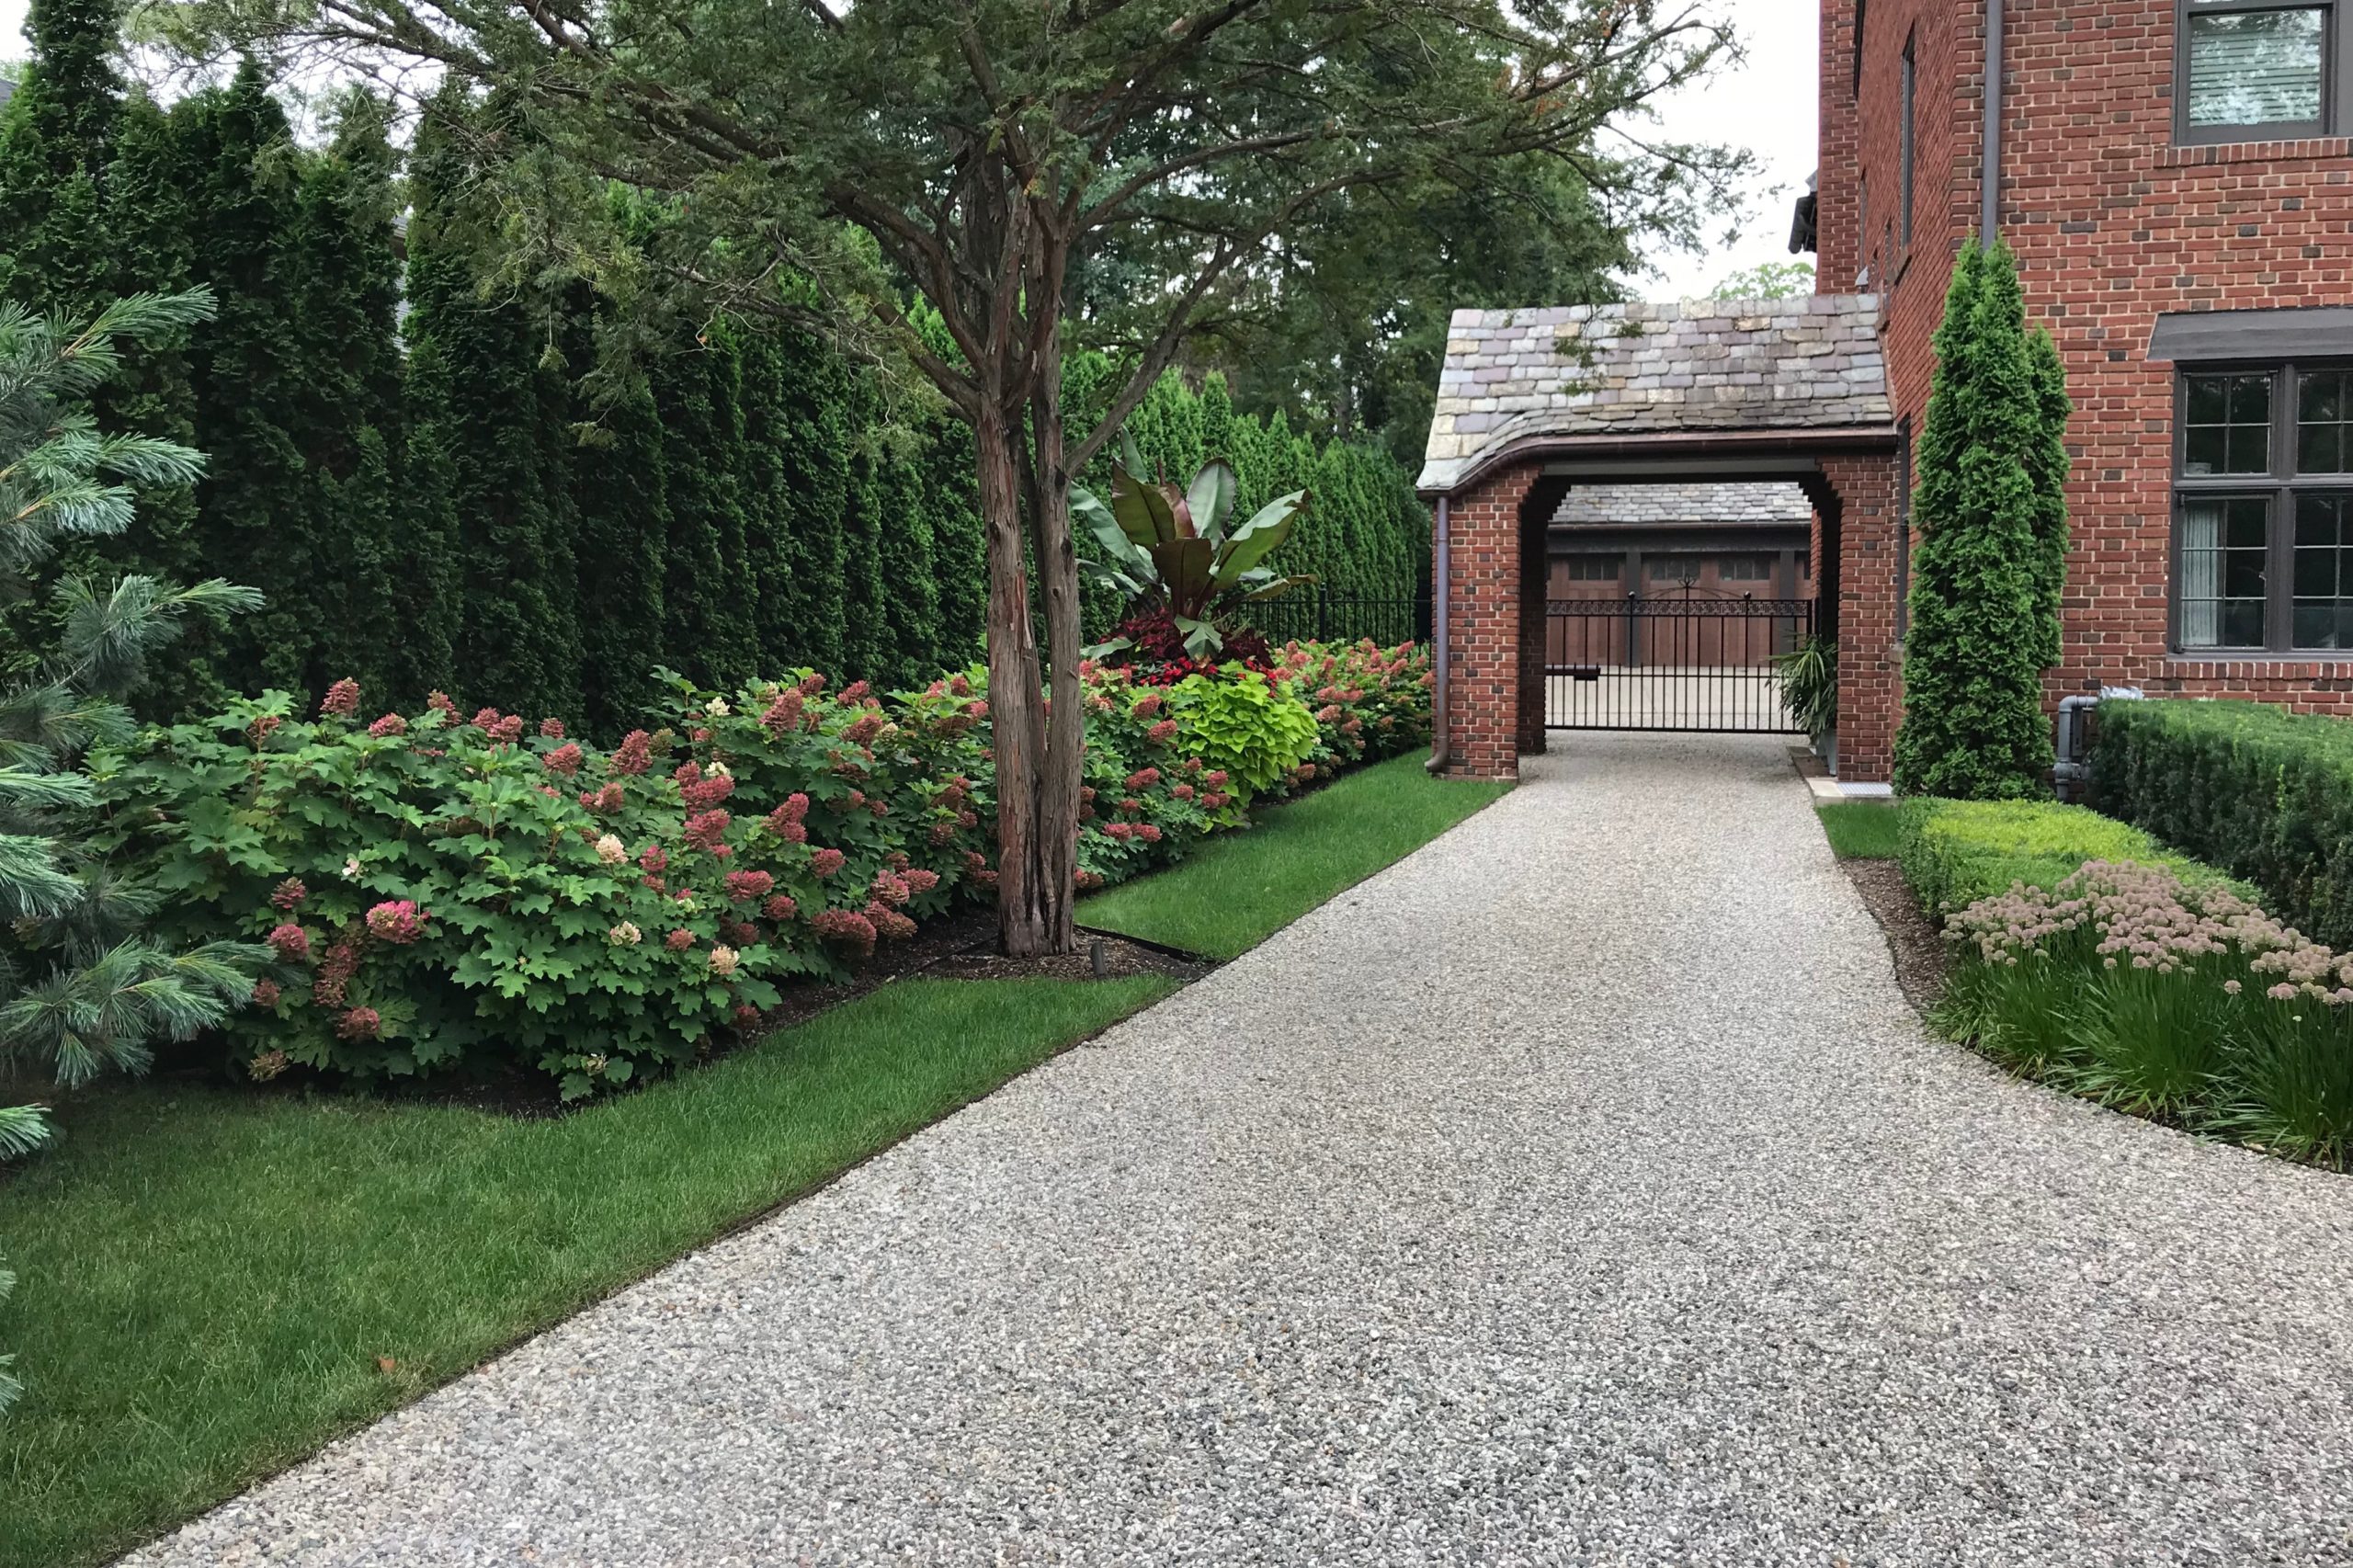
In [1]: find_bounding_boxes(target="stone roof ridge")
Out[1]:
[1420,293,1891,494]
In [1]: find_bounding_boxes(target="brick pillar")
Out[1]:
[1820,453,1902,782]
[1438,462,1538,779]
[1516,503,1549,756]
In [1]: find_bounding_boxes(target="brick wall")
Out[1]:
[1438,464,1538,779]
[1819,456,1903,780]
[1832,0,2353,725]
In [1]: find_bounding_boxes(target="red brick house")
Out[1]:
[1417,0,2353,785]
[1814,0,2353,717]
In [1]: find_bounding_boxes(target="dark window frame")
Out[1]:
[2173,358,2353,653]
[2174,0,2344,144]
[1900,30,1916,250]
[1852,0,1869,97]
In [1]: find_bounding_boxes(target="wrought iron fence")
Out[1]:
[1544,595,1813,733]
[1239,588,1430,648]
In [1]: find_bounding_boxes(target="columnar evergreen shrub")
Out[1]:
[0,38,1431,727]
[1893,237,2072,800]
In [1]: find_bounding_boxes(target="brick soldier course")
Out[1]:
[1417,298,1904,781]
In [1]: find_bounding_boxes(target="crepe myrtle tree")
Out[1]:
[158,0,1743,955]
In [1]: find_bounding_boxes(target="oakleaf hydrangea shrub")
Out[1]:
[1939,859,2353,1166]
[96,642,1431,1098]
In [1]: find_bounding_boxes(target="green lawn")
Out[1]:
[1079,751,1511,959]
[0,747,1505,1567]
[0,977,1169,1568]
[1815,800,1903,860]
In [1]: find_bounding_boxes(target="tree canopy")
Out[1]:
[155,0,1747,953]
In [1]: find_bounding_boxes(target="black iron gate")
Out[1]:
[1545,595,1814,733]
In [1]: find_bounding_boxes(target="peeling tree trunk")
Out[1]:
[977,387,1080,959]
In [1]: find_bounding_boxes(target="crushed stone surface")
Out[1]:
[123,734,2353,1567]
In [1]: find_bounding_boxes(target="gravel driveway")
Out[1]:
[124,734,2353,1567]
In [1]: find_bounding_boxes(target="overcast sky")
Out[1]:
[0,0,1817,301]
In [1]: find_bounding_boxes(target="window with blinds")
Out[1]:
[2179,0,2334,142]
[2176,364,2353,653]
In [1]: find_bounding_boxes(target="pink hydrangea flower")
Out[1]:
[487,715,526,744]
[367,712,408,738]
[762,689,806,735]
[426,691,457,715]
[267,923,312,961]
[763,893,799,922]
[611,731,654,776]
[903,868,940,894]
[684,810,733,854]
[335,1006,381,1041]
[320,677,360,718]
[365,900,425,945]
[725,869,776,903]
[871,869,911,907]
[810,847,846,878]
[539,717,565,739]
[665,927,696,952]
[640,843,669,874]
[251,979,281,1008]
[812,908,876,947]
[1147,720,1178,744]
[270,878,307,911]
[541,743,584,778]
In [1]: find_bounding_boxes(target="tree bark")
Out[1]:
[1020,312,1083,958]
[973,397,1065,957]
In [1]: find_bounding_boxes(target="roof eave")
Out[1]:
[1415,423,1904,499]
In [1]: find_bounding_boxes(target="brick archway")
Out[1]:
[1419,300,1904,783]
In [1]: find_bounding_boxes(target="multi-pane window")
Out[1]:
[1647,555,1702,584]
[2176,364,2353,652]
[1563,554,1619,582]
[1719,555,1774,583]
[2177,0,2338,142]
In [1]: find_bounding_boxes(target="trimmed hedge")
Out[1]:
[2089,699,2353,949]
[1896,797,2241,916]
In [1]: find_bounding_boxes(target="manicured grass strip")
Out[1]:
[0,976,1173,1568]
[1077,751,1510,959]
[1816,801,1904,860]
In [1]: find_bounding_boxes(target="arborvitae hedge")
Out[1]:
[0,53,1430,733]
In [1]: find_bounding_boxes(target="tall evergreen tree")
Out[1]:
[1893,238,2067,800]
[181,60,312,698]
[0,0,124,312]
[402,86,579,717]
[570,377,671,733]
[765,325,852,675]
[288,91,404,701]
[652,335,743,689]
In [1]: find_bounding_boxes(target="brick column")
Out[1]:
[1820,453,1902,782]
[1516,503,1549,756]
[1437,462,1538,779]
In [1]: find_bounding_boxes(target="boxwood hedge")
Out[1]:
[2089,699,2353,948]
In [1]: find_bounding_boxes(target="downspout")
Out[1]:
[1982,0,2004,239]
[1427,494,1451,773]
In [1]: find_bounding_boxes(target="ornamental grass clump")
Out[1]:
[1939,860,2353,1165]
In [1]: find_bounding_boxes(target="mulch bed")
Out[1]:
[1839,858,1951,1016]
[924,926,1211,984]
